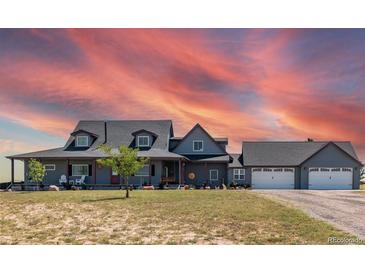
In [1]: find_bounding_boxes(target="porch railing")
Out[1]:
[160,176,176,184]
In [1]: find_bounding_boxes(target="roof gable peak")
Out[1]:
[172,123,227,154]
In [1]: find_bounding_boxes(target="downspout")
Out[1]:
[104,121,108,144]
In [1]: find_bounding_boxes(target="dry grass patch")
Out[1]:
[0,190,355,244]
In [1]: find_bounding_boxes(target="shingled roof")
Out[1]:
[228,153,244,168]
[8,120,174,159]
[104,120,172,149]
[242,141,360,166]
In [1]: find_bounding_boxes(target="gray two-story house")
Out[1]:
[8,120,230,189]
[7,119,362,190]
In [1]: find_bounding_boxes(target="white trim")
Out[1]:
[309,167,353,173]
[233,168,245,180]
[209,169,218,181]
[71,164,89,176]
[193,140,203,152]
[137,135,150,147]
[44,164,56,171]
[76,135,89,147]
[164,166,169,177]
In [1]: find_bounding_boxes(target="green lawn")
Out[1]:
[0,190,355,244]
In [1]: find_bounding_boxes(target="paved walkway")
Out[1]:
[255,190,365,239]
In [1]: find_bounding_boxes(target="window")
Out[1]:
[233,169,245,180]
[273,168,283,172]
[210,169,218,181]
[76,135,89,147]
[252,168,262,172]
[263,168,272,172]
[193,140,203,152]
[135,165,150,176]
[342,168,352,172]
[284,168,294,172]
[44,164,55,171]
[72,164,89,176]
[137,136,149,147]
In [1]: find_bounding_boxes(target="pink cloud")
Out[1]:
[0,29,364,160]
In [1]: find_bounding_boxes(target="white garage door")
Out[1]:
[308,167,353,190]
[252,168,295,189]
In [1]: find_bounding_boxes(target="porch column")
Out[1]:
[149,160,152,185]
[66,159,70,181]
[93,159,96,185]
[11,158,14,184]
[178,159,182,185]
[205,162,208,183]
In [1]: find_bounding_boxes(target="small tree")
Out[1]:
[28,158,46,189]
[97,144,148,198]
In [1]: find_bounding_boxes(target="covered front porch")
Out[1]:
[126,158,186,188]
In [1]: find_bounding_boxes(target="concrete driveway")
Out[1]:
[255,190,365,239]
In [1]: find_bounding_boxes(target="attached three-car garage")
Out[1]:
[243,141,361,190]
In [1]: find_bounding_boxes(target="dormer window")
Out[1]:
[193,140,203,152]
[76,135,89,147]
[137,136,150,147]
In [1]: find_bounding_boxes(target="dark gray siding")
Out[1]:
[173,126,225,155]
[32,159,68,185]
[24,159,172,187]
[128,160,162,187]
[300,143,361,189]
[184,163,227,187]
[68,160,93,184]
[96,166,111,184]
[227,167,246,186]
[218,143,227,151]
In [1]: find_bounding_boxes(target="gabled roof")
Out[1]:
[8,120,173,159]
[64,120,107,149]
[131,129,158,137]
[106,120,171,149]
[7,147,106,159]
[243,141,361,166]
[299,141,361,165]
[170,136,228,143]
[214,138,228,143]
[172,123,227,153]
[228,153,244,168]
[70,129,99,138]
[182,154,230,162]
[137,149,186,159]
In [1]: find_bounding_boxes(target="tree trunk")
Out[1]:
[125,176,129,198]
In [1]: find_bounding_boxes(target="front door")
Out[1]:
[111,170,120,184]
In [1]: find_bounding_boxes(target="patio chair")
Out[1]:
[59,175,67,185]
[75,175,86,185]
